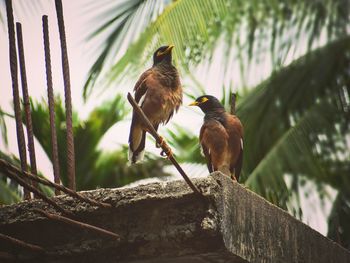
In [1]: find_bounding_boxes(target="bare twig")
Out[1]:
[0,159,111,208]
[42,15,61,195]
[16,22,40,198]
[127,93,203,197]
[2,168,75,217]
[5,0,30,199]
[0,233,45,253]
[55,0,76,190]
[33,209,120,240]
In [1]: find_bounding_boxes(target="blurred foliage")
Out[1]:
[0,108,9,146]
[28,95,170,191]
[0,151,21,204]
[83,0,350,95]
[82,0,170,98]
[0,151,53,205]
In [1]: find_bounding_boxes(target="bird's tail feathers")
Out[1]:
[128,124,146,164]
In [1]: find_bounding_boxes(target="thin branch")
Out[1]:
[0,233,45,253]
[33,209,120,240]
[0,159,112,209]
[127,93,203,197]
[2,168,75,218]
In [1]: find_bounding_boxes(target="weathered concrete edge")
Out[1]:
[210,172,350,263]
[0,173,349,263]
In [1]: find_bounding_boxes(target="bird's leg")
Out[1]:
[158,136,174,159]
[153,124,161,147]
[231,175,237,182]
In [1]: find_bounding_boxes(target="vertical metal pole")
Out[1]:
[16,22,40,197]
[5,0,30,199]
[231,93,236,115]
[42,15,61,195]
[54,0,76,190]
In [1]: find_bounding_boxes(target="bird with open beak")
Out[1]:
[128,45,182,163]
[189,95,243,181]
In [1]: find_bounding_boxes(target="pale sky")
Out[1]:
[0,0,335,236]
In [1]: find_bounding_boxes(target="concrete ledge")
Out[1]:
[0,173,349,262]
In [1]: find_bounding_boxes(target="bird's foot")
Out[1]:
[231,175,237,182]
[156,136,165,148]
[157,136,173,159]
[160,148,174,159]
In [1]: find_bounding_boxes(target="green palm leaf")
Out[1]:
[237,36,350,208]
[85,0,350,95]
[83,0,169,98]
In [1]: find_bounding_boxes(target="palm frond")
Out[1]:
[165,124,204,164]
[0,108,9,146]
[82,0,169,98]
[86,0,350,95]
[238,36,350,207]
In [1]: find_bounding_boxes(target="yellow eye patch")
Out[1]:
[200,97,209,103]
[156,45,174,57]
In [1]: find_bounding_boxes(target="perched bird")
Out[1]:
[128,45,182,163]
[189,95,243,181]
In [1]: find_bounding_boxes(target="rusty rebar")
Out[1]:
[33,209,120,240]
[0,233,45,253]
[230,93,236,115]
[127,93,203,197]
[3,168,75,217]
[0,159,111,208]
[54,0,76,190]
[5,0,30,200]
[42,15,61,195]
[16,22,40,198]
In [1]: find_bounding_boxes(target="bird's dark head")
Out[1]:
[153,45,174,66]
[189,95,225,114]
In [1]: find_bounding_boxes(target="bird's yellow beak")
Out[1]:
[157,45,175,56]
[166,45,175,53]
[189,101,199,106]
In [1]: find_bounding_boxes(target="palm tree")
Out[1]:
[83,0,350,248]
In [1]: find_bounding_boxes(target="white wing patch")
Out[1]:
[240,138,243,150]
[138,91,148,107]
[128,147,145,165]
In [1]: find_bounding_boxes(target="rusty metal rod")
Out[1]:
[33,209,120,240]
[0,233,45,253]
[127,93,203,197]
[42,15,61,195]
[16,22,40,197]
[0,159,111,208]
[55,0,76,190]
[5,0,30,200]
[3,168,75,218]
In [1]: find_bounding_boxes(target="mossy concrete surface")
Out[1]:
[0,172,349,262]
